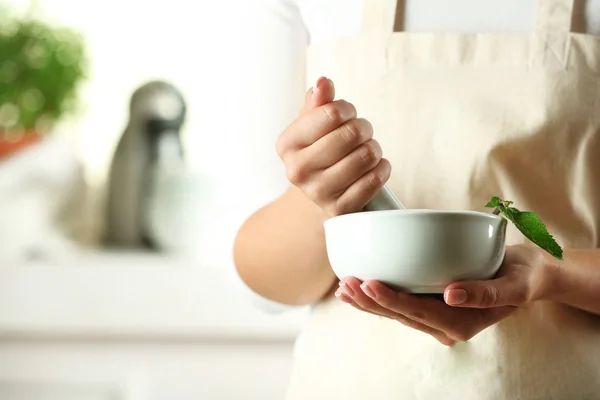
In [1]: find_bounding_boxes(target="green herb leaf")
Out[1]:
[485,197,501,208]
[486,197,563,260]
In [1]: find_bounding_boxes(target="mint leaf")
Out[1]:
[485,197,501,208]
[486,197,563,260]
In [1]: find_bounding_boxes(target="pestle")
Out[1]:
[364,184,406,211]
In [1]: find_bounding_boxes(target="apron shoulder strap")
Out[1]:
[361,0,576,35]
[536,0,575,33]
[361,0,403,35]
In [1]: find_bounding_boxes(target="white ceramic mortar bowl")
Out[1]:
[324,210,507,293]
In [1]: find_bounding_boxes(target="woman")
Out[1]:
[233,0,600,398]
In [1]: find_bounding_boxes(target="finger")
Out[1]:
[336,290,393,319]
[338,278,401,317]
[278,99,358,154]
[335,282,394,319]
[392,314,457,347]
[321,139,382,192]
[360,279,490,341]
[303,77,335,114]
[299,118,374,170]
[299,87,314,115]
[444,274,531,308]
[331,158,391,214]
[339,278,455,346]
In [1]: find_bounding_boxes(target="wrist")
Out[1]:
[533,249,567,303]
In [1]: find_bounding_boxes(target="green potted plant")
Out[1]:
[0,6,86,158]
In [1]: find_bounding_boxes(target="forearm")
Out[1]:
[233,186,337,306]
[542,249,600,315]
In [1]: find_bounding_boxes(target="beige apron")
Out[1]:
[286,1,600,399]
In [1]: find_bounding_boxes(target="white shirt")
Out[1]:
[227,0,600,312]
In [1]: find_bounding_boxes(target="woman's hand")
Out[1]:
[335,245,551,346]
[276,77,391,217]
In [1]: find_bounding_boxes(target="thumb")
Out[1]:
[300,76,335,115]
[443,275,531,308]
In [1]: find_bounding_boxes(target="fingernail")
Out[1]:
[335,291,353,304]
[360,283,376,298]
[314,76,328,92]
[445,289,468,305]
[339,282,355,297]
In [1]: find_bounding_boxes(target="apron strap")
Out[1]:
[361,0,404,35]
[531,0,575,68]
[362,0,575,35]
[536,0,576,32]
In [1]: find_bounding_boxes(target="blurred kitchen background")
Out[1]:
[0,0,308,399]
